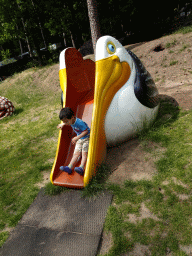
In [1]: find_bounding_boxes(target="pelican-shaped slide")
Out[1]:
[50,36,159,188]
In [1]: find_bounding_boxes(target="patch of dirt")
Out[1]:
[122,243,151,256]
[131,32,192,111]
[180,245,192,255]
[98,202,161,255]
[31,64,60,93]
[162,177,189,188]
[1,226,15,236]
[2,64,61,96]
[126,202,160,224]
[106,139,162,185]
[36,171,50,188]
[97,231,113,255]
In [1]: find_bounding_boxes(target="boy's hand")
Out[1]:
[57,123,65,129]
[71,136,78,145]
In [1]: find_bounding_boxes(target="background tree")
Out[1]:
[0,0,191,66]
[86,0,101,53]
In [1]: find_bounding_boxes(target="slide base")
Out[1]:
[53,171,84,189]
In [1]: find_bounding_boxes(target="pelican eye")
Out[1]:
[107,42,116,54]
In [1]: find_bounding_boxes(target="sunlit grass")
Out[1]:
[174,24,192,34]
[98,99,192,256]
[0,65,61,246]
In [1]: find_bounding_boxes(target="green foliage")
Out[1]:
[1,49,10,60]
[0,0,191,62]
[174,24,192,34]
[0,232,9,248]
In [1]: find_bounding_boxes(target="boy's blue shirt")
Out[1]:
[71,118,90,139]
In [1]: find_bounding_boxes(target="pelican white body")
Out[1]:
[96,36,159,146]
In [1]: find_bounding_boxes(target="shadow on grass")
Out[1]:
[156,94,180,125]
[138,94,181,139]
[0,108,23,122]
[82,164,111,198]
[14,108,24,116]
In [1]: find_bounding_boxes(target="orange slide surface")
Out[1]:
[50,48,95,189]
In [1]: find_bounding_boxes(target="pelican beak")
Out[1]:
[84,55,131,186]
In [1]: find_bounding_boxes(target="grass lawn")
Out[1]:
[70,96,191,256]
[0,65,61,247]
[44,86,192,256]
[98,102,192,256]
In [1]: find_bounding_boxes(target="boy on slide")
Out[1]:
[57,107,90,175]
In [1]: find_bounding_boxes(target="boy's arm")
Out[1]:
[57,122,65,129]
[76,129,88,140]
[71,129,88,144]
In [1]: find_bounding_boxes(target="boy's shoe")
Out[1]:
[60,166,72,174]
[74,167,84,175]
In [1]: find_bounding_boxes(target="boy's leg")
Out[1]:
[69,151,81,168]
[74,138,89,175]
[80,137,89,169]
[75,151,87,175]
[80,151,88,169]
[60,140,81,174]
[68,139,82,168]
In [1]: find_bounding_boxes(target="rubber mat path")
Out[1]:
[0,189,113,256]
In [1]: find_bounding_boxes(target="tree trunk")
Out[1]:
[17,2,33,57]
[86,0,101,54]
[66,1,84,49]
[21,17,33,57]
[31,0,47,48]
[39,22,47,48]
[31,30,43,66]
[70,30,76,48]
[16,24,23,55]
[18,39,23,55]
[63,32,67,48]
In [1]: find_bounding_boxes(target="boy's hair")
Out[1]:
[59,107,74,120]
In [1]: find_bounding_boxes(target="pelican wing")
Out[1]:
[127,49,159,108]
